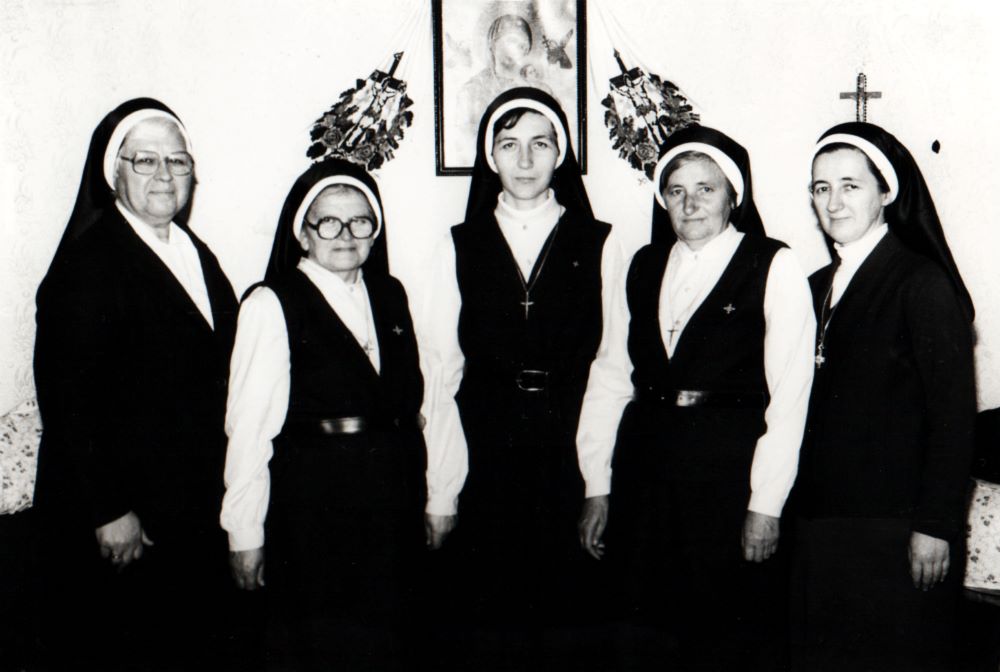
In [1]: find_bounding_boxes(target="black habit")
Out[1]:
[263,270,426,672]
[791,231,976,671]
[609,234,789,671]
[606,125,794,671]
[790,121,976,672]
[33,207,237,669]
[430,88,613,672]
[248,157,425,672]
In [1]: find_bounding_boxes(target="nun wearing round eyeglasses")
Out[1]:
[220,158,426,671]
[32,98,238,670]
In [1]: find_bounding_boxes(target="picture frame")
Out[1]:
[432,0,587,176]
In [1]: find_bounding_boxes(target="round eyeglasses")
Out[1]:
[303,216,376,240]
[119,150,194,176]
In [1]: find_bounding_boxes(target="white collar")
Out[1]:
[834,222,889,267]
[674,223,741,260]
[298,256,365,290]
[115,201,185,248]
[495,188,560,221]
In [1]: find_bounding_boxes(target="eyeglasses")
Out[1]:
[119,150,195,176]
[303,216,376,240]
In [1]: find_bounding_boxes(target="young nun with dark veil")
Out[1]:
[33,98,238,670]
[420,87,625,669]
[790,123,976,672]
[220,159,426,671]
[577,125,815,670]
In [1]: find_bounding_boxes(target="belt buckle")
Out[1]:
[516,369,548,392]
[675,390,706,407]
[318,417,366,435]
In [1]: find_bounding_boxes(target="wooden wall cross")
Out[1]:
[840,73,882,122]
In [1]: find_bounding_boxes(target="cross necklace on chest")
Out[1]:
[815,298,833,368]
[815,265,841,369]
[358,296,376,357]
[514,223,560,320]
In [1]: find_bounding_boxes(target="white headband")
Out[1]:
[813,133,899,204]
[292,175,384,240]
[484,98,568,172]
[652,142,745,209]
[102,109,192,188]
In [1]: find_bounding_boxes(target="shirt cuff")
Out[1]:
[227,527,265,552]
[584,475,611,498]
[747,491,785,519]
[425,494,459,517]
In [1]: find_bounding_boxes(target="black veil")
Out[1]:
[648,125,765,249]
[814,122,974,322]
[463,86,596,227]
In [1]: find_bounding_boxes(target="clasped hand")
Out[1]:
[95,511,153,570]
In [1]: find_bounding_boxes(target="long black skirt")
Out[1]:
[606,402,787,672]
[265,428,425,672]
[431,389,611,671]
[790,516,963,672]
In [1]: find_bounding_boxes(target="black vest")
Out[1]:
[627,234,783,400]
[267,269,423,430]
[265,269,425,512]
[452,214,610,438]
[616,234,783,481]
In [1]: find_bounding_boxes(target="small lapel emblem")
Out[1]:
[723,303,736,315]
[392,325,404,336]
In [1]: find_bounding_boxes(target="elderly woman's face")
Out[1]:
[114,118,192,227]
[662,157,734,250]
[811,148,889,245]
[299,186,376,281]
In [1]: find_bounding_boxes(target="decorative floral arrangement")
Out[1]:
[603,50,700,180]
[307,52,414,171]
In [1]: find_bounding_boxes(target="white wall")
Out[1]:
[2,0,999,414]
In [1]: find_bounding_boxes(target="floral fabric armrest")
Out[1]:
[0,397,41,516]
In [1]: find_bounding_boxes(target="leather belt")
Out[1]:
[317,416,367,435]
[288,415,417,438]
[641,389,766,409]
[515,369,549,392]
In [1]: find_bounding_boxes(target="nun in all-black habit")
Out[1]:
[420,87,624,667]
[577,125,816,670]
[32,98,238,669]
[790,123,976,671]
[220,158,426,671]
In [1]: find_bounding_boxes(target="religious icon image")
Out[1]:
[433,0,587,174]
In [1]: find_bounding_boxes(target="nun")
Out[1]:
[33,97,238,670]
[790,123,976,671]
[420,87,624,669]
[577,125,815,670]
[220,158,426,671]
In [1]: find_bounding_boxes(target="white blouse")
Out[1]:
[419,196,626,517]
[576,225,817,518]
[219,258,379,551]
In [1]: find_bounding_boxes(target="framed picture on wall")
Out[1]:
[432,0,587,176]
